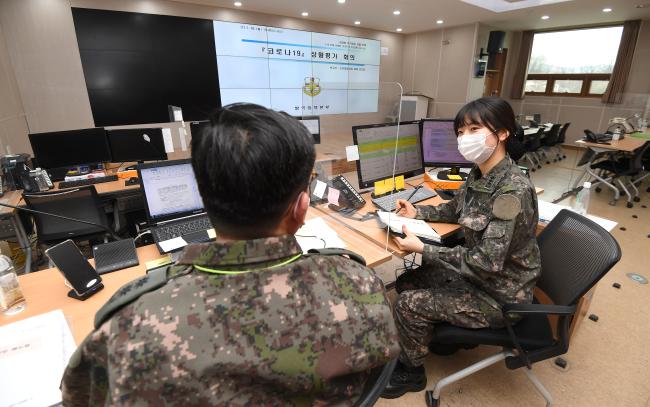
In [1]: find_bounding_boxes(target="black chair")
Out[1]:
[554,122,570,161]
[591,142,650,208]
[22,186,114,245]
[522,128,544,171]
[424,210,622,407]
[353,359,398,407]
[540,124,562,164]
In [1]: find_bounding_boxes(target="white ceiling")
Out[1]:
[171,0,650,33]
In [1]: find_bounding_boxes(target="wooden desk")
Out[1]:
[0,208,392,343]
[316,178,462,257]
[575,137,647,152]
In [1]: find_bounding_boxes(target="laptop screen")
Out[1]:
[139,161,205,223]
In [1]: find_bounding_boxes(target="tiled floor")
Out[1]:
[374,146,650,407]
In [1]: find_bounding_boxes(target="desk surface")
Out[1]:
[575,137,647,152]
[0,208,391,343]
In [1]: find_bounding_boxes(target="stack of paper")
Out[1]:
[296,217,346,253]
[377,211,441,243]
[537,200,617,232]
[0,310,76,406]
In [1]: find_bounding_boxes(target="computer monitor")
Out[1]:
[352,121,424,190]
[137,159,205,224]
[106,128,168,163]
[29,128,111,170]
[533,113,542,124]
[297,116,320,144]
[420,119,472,181]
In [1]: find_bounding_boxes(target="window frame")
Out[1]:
[526,73,611,97]
[524,24,622,98]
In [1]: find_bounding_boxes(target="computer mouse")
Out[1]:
[125,177,140,186]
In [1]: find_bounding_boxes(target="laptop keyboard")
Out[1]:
[153,216,212,242]
[371,188,437,212]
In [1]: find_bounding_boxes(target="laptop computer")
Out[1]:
[137,159,214,253]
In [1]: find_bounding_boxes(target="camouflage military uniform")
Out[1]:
[61,235,400,406]
[394,157,541,366]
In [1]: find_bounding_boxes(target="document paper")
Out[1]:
[0,310,76,407]
[296,217,346,253]
[377,211,441,243]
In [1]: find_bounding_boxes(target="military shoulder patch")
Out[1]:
[492,194,521,220]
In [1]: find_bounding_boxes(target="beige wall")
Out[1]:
[0,19,31,155]
[401,23,480,119]
[503,20,650,144]
[0,0,405,156]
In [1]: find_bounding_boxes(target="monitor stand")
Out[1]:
[437,166,468,181]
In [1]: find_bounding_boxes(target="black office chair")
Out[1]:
[522,128,544,171]
[540,124,562,164]
[591,142,650,208]
[554,122,570,161]
[424,209,621,407]
[353,359,398,407]
[22,186,114,245]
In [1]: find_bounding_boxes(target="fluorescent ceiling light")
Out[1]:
[541,15,550,19]
[460,0,573,13]
[233,1,242,6]
[354,20,361,25]
[602,7,612,12]
[436,19,444,24]
[338,0,346,3]
[301,11,309,16]
[396,28,403,32]
[393,10,401,15]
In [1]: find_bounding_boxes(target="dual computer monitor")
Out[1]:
[29,127,168,172]
[352,119,472,189]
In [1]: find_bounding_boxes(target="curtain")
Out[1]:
[509,30,534,100]
[603,20,641,104]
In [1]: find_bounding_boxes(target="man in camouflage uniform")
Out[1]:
[61,103,400,406]
[382,97,541,399]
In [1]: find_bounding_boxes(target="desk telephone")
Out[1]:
[584,129,613,143]
[23,168,53,192]
[330,175,366,209]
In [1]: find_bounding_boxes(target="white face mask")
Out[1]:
[457,132,496,164]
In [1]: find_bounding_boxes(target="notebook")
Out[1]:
[377,211,441,243]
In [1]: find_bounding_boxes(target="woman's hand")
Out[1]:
[395,199,417,218]
[393,225,425,254]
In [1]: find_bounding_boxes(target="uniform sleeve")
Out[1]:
[61,329,109,406]
[414,184,464,223]
[422,187,532,289]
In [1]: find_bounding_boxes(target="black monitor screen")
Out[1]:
[72,8,220,126]
[420,119,473,167]
[29,128,111,169]
[352,121,424,189]
[107,128,168,162]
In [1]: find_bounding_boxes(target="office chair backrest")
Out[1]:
[22,186,110,242]
[630,142,650,172]
[544,123,562,144]
[536,210,621,306]
[557,122,571,144]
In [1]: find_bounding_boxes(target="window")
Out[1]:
[525,26,623,97]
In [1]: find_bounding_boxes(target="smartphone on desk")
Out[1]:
[45,239,103,298]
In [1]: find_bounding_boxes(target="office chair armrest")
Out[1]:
[503,303,576,316]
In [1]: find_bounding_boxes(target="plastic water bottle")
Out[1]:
[574,182,591,215]
[0,255,26,315]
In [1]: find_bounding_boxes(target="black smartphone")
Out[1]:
[46,240,102,297]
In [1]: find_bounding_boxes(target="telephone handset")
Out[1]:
[584,129,612,143]
[330,175,366,209]
[23,168,53,192]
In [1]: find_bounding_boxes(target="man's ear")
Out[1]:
[292,191,310,224]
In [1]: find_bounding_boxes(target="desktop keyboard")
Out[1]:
[371,188,437,212]
[59,174,119,188]
[153,216,212,242]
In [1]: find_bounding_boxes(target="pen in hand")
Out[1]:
[395,186,423,214]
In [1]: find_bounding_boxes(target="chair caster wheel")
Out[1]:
[627,202,633,208]
[425,391,440,407]
[563,155,567,158]
[537,165,542,169]
[531,168,536,172]
[546,161,550,164]
[647,187,650,193]
[595,187,602,193]
[609,200,617,206]
[633,197,640,202]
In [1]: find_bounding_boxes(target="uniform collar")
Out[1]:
[176,235,302,267]
[468,156,512,193]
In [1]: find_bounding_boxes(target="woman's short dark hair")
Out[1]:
[453,97,522,160]
[191,103,315,235]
